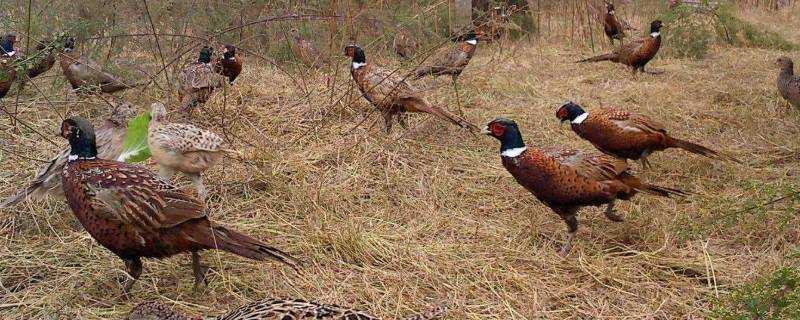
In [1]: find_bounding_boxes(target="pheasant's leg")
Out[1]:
[452,74,463,115]
[398,112,409,129]
[604,201,624,222]
[188,173,207,201]
[558,214,578,256]
[383,111,395,133]
[122,257,143,293]
[640,150,652,170]
[158,165,176,180]
[191,252,209,291]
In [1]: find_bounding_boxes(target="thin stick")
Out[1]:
[141,0,171,92]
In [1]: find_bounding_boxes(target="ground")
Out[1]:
[1,11,800,319]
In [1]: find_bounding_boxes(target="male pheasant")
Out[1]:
[178,45,224,113]
[148,102,235,201]
[776,56,800,109]
[602,1,635,45]
[0,34,17,99]
[1,101,136,207]
[60,117,299,293]
[128,299,446,320]
[483,118,685,255]
[213,44,241,84]
[344,44,477,133]
[556,101,737,168]
[578,20,663,75]
[59,37,136,94]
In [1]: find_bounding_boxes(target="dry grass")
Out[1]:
[2,5,800,320]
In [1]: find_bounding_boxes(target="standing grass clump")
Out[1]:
[714,4,796,51]
[712,265,800,319]
[657,4,715,59]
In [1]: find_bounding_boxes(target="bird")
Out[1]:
[59,116,299,292]
[1,101,137,208]
[578,20,663,75]
[776,56,800,109]
[0,34,17,99]
[127,299,447,320]
[412,32,478,106]
[556,101,737,168]
[602,1,629,46]
[177,45,224,113]
[213,44,241,84]
[59,37,137,94]
[289,28,326,69]
[483,118,685,255]
[18,40,57,88]
[392,24,419,60]
[344,44,477,133]
[148,102,235,201]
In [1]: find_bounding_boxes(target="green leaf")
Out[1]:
[117,112,151,163]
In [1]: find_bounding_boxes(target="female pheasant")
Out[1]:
[290,28,327,69]
[178,46,224,113]
[148,102,234,201]
[0,34,17,99]
[59,37,135,94]
[556,101,737,168]
[1,101,136,207]
[393,24,419,60]
[128,299,446,320]
[60,116,299,293]
[483,118,685,254]
[213,44,241,84]
[776,56,800,109]
[578,20,663,75]
[344,44,477,133]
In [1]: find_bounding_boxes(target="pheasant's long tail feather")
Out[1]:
[198,224,301,272]
[618,173,689,198]
[666,136,741,163]
[405,98,479,133]
[577,53,617,63]
[1,182,46,208]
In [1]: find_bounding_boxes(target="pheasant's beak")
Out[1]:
[480,125,491,135]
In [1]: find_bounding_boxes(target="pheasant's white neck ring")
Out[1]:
[501,146,527,158]
[352,61,366,69]
[466,39,477,45]
[609,11,615,15]
[4,50,14,57]
[650,32,660,38]
[68,155,96,161]
[572,112,589,124]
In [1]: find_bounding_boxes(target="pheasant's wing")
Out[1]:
[180,62,222,90]
[82,160,206,232]
[616,37,646,60]
[151,123,225,154]
[545,147,628,181]
[364,64,419,102]
[600,106,665,134]
[788,75,800,105]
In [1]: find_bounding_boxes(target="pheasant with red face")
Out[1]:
[578,20,663,75]
[556,101,737,168]
[213,44,241,84]
[483,118,685,254]
[59,117,299,293]
[344,44,477,133]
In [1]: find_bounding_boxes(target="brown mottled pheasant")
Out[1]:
[483,118,685,255]
[413,32,477,90]
[602,1,635,45]
[344,44,477,133]
[776,56,800,109]
[128,299,447,320]
[60,117,299,293]
[59,37,136,94]
[178,46,224,113]
[290,28,327,69]
[148,102,236,201]
[556,102,737,168]
[578,20,663,75]
[393,24,419,60]
[1,101,136,208]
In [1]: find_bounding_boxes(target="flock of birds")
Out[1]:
[0,2,799,319]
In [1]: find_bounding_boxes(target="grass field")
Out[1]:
[1,3,800,319]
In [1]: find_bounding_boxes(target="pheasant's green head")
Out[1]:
[198,46,213,64]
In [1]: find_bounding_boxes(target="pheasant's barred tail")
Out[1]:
[203,224,301,273]
[577,53,617,63]
[0,183,43,208]
[667,137,741,163]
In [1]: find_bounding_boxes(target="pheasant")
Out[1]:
[602,1,633,45]
[59,37,136,94]
[17,40,57,89]
[483,118,685,255]
[413,32,477,99]
[148,102,234,201]
[213,44,241,84]
[556,101,737,168]
[776,56,800,109]
[393,24,419,60]
[289,28,326,69]
[0,34,17,99]
[1,101,136,208]
[59,116,299,292]
[128,299,446,320]
[344,44,477,133]
[177,45,224,113]
[578,20,663,75]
